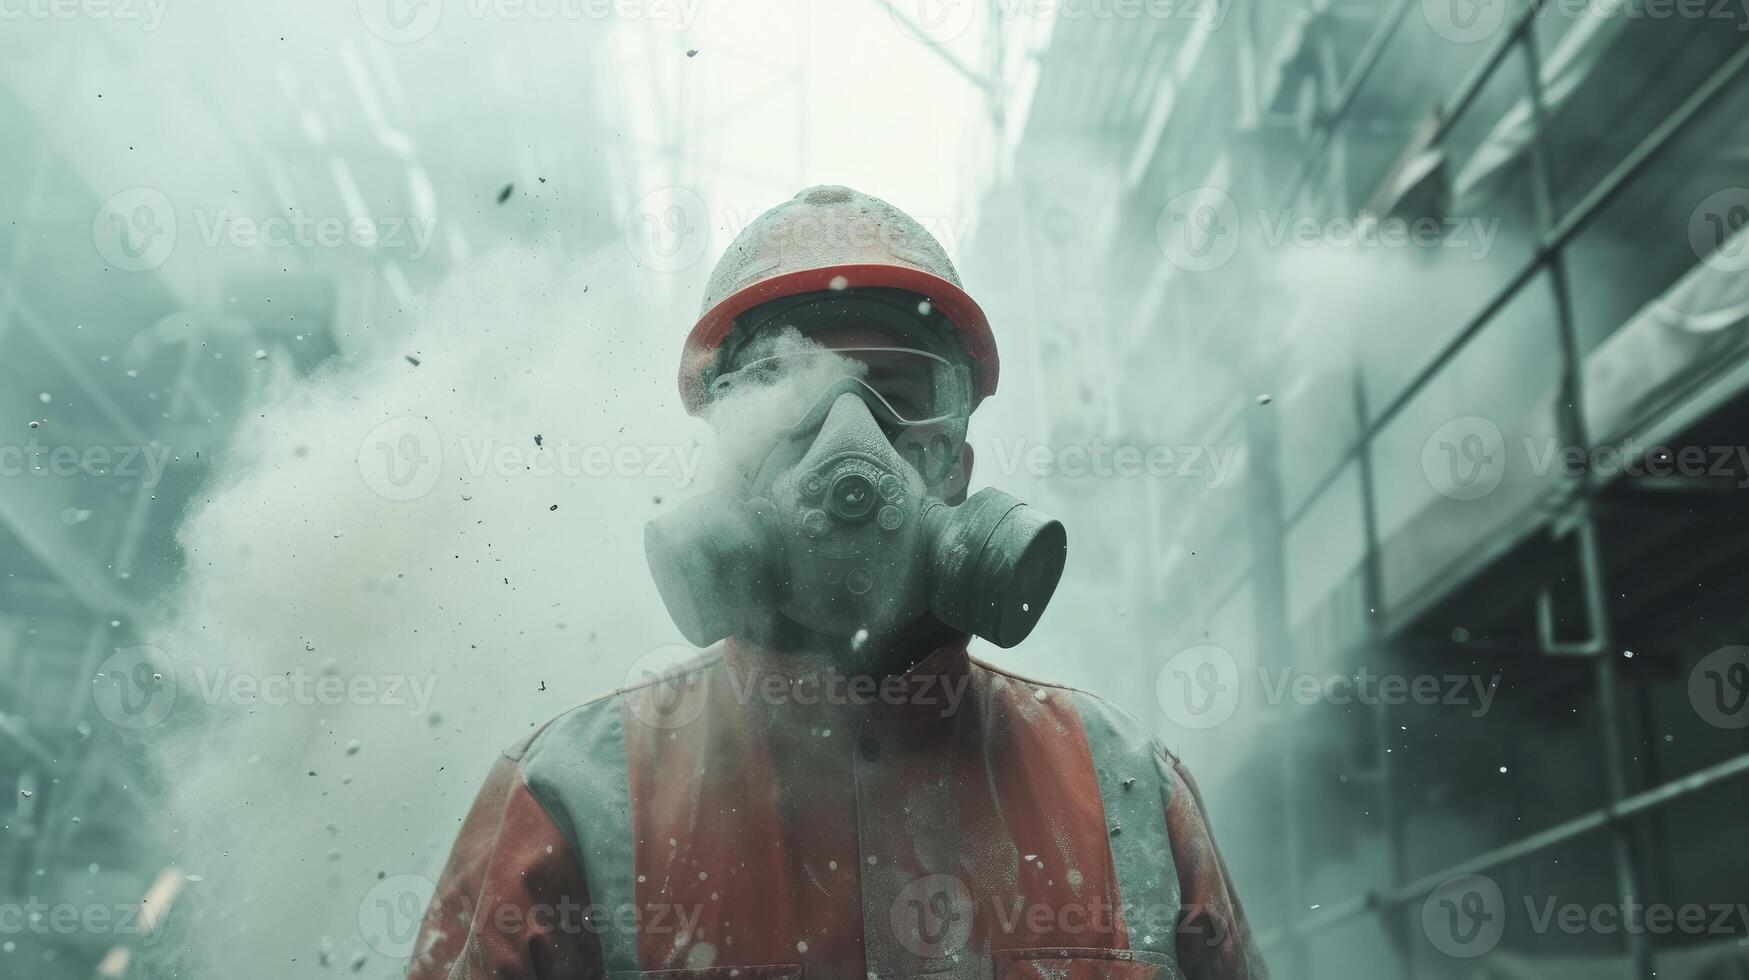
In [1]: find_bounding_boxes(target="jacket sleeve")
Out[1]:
[406,752,604,980]
[1164,753,1269,979]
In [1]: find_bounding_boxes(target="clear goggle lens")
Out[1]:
[712,346,969,428]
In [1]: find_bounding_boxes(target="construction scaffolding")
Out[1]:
[962,2,1749,977]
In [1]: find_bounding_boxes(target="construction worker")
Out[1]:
[407,186,1268,980]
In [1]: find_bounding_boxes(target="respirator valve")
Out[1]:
[924,489,1067,649]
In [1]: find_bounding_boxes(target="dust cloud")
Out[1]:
[126,209,1513,978]
[136,243,710,978]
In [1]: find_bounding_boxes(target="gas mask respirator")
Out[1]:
[645,376,1067,651]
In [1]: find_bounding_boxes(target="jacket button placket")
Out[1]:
[852,713,979,979]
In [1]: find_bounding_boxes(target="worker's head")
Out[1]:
[702,287,978,502]
[645,187,1064,656]
[676,185,998,416]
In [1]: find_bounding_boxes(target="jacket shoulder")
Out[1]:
[972,657,1182,769]
[505,646,725,765]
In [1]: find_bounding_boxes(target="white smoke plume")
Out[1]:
[120,211,1521,980]
[696,327,867,486]
[137,243,711,978]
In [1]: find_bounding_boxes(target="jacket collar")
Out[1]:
[720,635,971,720]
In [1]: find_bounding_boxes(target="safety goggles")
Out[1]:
[710,346,972,429]
[711,344,971,494]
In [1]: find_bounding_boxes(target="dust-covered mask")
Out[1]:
[644,334,1066,652]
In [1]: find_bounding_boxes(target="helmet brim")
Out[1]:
[679,263,998,416]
